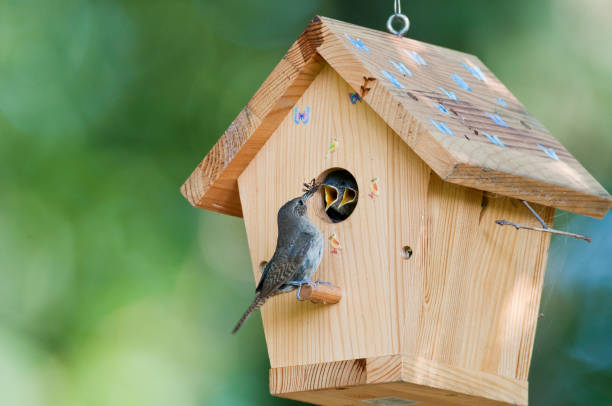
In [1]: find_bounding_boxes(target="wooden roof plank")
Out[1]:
[181,16,612,218]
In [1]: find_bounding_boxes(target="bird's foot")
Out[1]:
[315,279,333,287]
[287,279,316,301]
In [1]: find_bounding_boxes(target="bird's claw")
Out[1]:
[315,279,332,287]
[287,279,334,300]
[296,287,305,301]
[287,279,317,300]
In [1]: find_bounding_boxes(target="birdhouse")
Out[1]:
[181,16,611,406]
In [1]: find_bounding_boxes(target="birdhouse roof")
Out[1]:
[181,16,611,218]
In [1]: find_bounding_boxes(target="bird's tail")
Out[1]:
[232,295,266,334]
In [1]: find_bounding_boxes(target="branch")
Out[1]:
[495,220,591,243]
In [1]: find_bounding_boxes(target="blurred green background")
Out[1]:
[1,0,611,405]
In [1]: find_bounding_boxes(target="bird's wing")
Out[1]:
[256,261,271,292]
[256,231,316,298]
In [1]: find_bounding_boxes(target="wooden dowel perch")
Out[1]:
[300,283,342,304]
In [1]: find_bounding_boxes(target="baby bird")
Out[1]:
[322,170,358,222]
[232,181,324,334]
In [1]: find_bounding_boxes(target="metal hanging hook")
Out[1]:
[387,0,410,37]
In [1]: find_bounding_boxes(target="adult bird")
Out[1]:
[232,181,324,334]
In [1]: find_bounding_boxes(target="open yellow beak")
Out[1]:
[339,187,357,208]
[324,185,340,210]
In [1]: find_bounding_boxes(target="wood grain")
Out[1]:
[270,354,527,406]
[182,15,611,218]
[238,65,552,405]
[270,358,366,394]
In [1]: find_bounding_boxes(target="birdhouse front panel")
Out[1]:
[238,63,403,367]
[238,63,554,406]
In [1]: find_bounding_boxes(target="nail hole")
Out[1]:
[401,246,413,259]
[259,261,268,273]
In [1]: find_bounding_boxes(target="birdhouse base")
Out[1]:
[270,355,527,406]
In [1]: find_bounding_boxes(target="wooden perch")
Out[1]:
[300,283,342,304]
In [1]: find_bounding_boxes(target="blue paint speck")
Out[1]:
[429,118,454,136]
[483,132,505,147]
[451,73,472,92]
[345,34,370,53]
[439,86,458,101]
[404,50,427,66]
[486,112,509,128]
[537,144,560,160]
[389,59,413,77]
[435,103,449,114]
[381,69,405,89]
[495,98,508,107]
[461,61,487,82]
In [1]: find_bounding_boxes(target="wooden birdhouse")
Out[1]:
[181,16,612,406]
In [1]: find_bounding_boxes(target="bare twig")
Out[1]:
[522,201,548,229]
[496,200,591,243]
[495,220,591,243]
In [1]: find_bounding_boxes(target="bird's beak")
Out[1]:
[338,187,357,208]
[302,182,320,201]
[324,185,340,210]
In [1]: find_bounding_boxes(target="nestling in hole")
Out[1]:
[324,185,339,210]
[340,187,357,207]
[320,169,359,223]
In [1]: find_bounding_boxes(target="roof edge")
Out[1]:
[181,15,611,219]
[180,19,327,216]
[445,163,612,218]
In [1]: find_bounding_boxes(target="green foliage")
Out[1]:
[0,1,610,405]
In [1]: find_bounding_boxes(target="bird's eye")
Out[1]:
[298,200,304,206]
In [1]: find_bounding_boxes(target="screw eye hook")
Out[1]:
[387,13,410,37]
[387,0,410,37]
